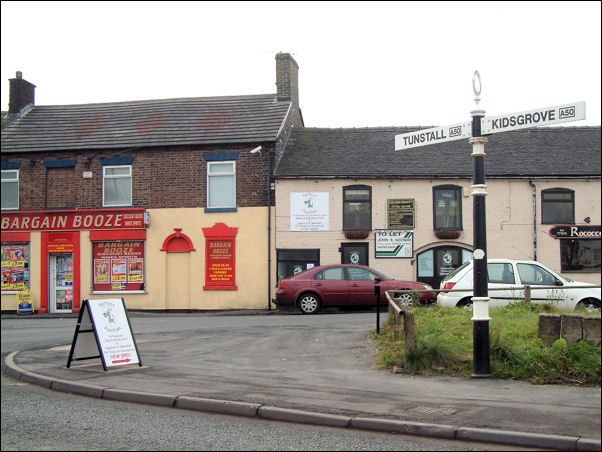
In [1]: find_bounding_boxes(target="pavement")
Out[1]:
[2,309,601,451]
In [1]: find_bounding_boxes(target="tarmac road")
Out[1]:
[2,310,601,450]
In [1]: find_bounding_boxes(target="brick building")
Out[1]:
[1,53,302,314]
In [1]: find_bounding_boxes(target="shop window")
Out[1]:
[103,165,132,207]
[207,161,236,209]
[343,185,371,231]
[560,239,601,273]
[1,169,19,210]
[541,188,574,224]
[1,242,29,292]
[433,185,462,231]
[277,249,320,282]
[92,240,145,292]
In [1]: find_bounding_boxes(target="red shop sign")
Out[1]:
[1,208,147,232]
[202,223,238,290]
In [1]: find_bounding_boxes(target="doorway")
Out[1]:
[417,246,472,289]
[48,253,74,313]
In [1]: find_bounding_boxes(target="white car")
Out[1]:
[437,259,601,312]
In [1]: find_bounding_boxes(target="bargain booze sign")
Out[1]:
[202,223,238,290]
[1,209,147,232]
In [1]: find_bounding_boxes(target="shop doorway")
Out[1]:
[417,246,472,289]
[48,253,74,313]
[341,242,369,266]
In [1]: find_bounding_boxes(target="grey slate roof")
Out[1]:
[275,126,601,179]
[1,94,291,153]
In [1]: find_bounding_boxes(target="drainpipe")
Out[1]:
[267,146,272,310]
[529,179,537,261]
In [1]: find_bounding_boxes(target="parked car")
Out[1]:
[437,259,601,312]
[274,264,436,314]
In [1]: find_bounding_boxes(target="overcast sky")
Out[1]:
[1,1,600,128]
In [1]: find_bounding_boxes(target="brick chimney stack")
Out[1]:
[275,52,302,126]
[9,71,36,114]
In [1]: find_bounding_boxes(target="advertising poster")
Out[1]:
[290,192,329,231]
[111,259,127,283]
[128,259,144,282]
[92,241,144,291]
[94,259,110,283]
[1,244,29,292]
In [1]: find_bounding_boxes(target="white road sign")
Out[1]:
[395,122,471,150]
[482,102,585,135]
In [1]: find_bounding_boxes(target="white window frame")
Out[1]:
[1,169,19,210]
[103,165,132,207]
[207,161,236,209]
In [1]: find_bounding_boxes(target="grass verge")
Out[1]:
[372,301,601,385]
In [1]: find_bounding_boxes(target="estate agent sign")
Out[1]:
[375,229,414,258]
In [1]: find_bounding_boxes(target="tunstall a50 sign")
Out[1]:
[1,209,147,232]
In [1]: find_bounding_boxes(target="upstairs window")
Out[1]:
[343,185,371,231]
[103,165,132,207]
[542,188,574,224]
[433,185,462,230]
[1,169,19,210]
[207,161,236,209]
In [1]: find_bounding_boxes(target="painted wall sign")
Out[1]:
[1,208,147,232]
[549,225,601,239]
[375,229,414,258]
[67,298,141,371]
[290,192,329,231]
[482,102,586,134]
[203,223,238,290]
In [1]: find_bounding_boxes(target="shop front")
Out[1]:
[1,208,147,314]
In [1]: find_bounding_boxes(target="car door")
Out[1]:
[346,266,379,305]
[312,266,349,306]
[515,263,566,307]
[486,262,517,308]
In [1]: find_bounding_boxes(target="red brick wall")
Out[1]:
[4,143,275,211]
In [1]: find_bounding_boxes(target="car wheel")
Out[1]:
[576,298,601,313]
[298,293,321,314]
[457,298,473,309]
[397,290,414,308]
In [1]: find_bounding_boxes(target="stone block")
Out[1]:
[582,316,601,346]
[561,314,583,344]
[538,314,561,346]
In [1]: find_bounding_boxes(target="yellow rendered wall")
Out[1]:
[2,206,275,312]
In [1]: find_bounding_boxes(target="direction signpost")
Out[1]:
[395,72,586,378]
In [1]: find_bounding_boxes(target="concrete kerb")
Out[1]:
[3,352,601,451]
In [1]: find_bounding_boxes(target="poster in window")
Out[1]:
[1,244,29,292]
[94,259,110,284]
[92,241,145,292]
[111,259,127,283]
[128,259,144,282]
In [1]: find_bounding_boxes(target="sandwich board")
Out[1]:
[66,298,142,371]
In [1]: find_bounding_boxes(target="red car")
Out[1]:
[274,264,436,314]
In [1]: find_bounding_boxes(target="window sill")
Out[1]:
[204,207,237,213]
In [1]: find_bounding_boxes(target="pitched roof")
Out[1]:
[275,126,601,179]
[1,94,291,153]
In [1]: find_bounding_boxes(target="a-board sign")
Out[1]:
[67,298,141,371]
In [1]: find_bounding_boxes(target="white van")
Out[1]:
[436,259,601,312]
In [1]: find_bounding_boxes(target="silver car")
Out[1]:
[437,259,601,312]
